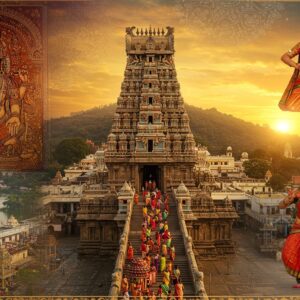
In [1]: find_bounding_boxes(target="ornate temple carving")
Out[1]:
[105,26,197,192]
[174,183,238,259]
[0,6,46,170]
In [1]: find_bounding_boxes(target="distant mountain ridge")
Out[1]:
[48,103,300,157]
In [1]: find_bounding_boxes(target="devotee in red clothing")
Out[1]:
[127,242,134,260]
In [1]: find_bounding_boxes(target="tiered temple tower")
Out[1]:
[77,26,238,258]
[105,26,196,192]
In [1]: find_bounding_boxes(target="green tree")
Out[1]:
[2,188,43,220]
[268,174,288,192]
[243,158,270,179]
[273,158,300,181]
[53,138,89,166]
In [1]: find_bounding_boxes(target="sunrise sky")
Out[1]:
[47,0,300,135]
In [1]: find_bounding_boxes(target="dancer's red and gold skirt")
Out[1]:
[279,68,300,112]
[282,226,300,279]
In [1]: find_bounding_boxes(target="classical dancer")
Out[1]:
[280,42,300,111]
[279,189,300,288]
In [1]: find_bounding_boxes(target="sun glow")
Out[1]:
[274,120,291,133]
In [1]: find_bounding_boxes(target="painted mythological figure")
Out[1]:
[0,35,27,156]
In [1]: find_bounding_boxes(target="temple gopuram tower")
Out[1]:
[105,26,196,192]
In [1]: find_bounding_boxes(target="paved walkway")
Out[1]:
[197,228,300,296]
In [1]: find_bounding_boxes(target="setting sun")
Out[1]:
[274,120,291,133]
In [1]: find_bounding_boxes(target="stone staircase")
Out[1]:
[126,195,195,295]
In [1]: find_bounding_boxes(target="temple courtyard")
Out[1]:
[12,228,299,296]
[14,237,115,296]
[199,228,299,296]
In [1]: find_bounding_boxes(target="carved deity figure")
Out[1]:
[0,36,27,155]
[128,55,140,66]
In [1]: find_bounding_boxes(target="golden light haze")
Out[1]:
[47,0,300,135]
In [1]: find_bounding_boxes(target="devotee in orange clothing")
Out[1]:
[155,231,161,247]
[175,279,184,300]
[142,189,148,202]
[141,231,146,242]
[162,243,168,257]
[149,263,157,285]
[148,238,154,253]
[130,279,137,298]
[121,274,129,294]
[170,246,175,261]
[134,193,139,205]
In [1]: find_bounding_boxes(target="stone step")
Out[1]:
[124,193,195,295]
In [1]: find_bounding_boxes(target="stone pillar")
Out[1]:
[135,165,139,192]
[117,181,134,215]
[174,182,192,213]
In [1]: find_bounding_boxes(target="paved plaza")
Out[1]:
[13,229,300,296]
[198,228,300,296]
[15,237,115,296]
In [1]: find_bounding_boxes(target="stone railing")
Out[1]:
[173,191,208,299]
[245,207,292,225]
[109,194,134,297]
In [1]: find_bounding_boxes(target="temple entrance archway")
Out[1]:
[140,165,163,191]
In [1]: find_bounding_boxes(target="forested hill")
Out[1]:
[48,103,300,157]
